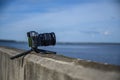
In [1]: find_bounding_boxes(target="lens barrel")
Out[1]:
[38,32,56,46]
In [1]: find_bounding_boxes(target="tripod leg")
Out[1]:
[10,49,33,60]
[37,49,56,54]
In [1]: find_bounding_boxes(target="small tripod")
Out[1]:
[10,47,56,60]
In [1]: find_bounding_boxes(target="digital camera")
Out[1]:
[27,31,56,48]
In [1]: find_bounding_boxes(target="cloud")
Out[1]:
[102,31,111,36]
[0,1,120,42]
[80,30,100,34]
[3,2,119,26]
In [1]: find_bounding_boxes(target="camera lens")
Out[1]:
[38,32,56,46]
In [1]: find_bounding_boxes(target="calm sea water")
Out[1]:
[0,41,120,66]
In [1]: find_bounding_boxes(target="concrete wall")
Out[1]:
[0,46,120,80]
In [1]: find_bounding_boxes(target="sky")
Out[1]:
[0,0,120,43]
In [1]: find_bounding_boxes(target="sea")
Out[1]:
[0,41,120,66]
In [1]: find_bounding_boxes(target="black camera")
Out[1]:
[27,31,56,48]
[10,31,56,60]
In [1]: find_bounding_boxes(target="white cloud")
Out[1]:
[102,31,111,36]
[3,2,119,27]
[0,1,120,42]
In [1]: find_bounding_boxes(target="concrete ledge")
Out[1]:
[0,46,120,80]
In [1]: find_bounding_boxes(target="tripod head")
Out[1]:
[10,31,56,60]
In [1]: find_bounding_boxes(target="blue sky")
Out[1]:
[0,0,120,43]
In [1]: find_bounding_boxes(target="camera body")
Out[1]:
[27,31,56,48]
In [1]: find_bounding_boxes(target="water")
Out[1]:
[0,41,120,66]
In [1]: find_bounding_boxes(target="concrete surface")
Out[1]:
[0,46,120,80]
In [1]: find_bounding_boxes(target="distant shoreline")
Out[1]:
[0,39,26,43]
[0,39,120,45]
[0,39,16,42]
[57,42,120,45]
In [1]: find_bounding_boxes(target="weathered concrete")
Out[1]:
[0,46,120,80]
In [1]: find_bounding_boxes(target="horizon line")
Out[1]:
[0,39,120,44]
